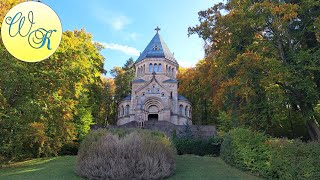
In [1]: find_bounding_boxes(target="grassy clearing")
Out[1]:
[0,155,261,180]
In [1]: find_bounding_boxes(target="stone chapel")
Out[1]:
[117,27,192,126]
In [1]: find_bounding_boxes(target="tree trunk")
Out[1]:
[306,117,320,141]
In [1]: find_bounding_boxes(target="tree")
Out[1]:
[110,58,135,124]
[0,0,106,160]
[177,60,218,125]
[189,0,320,140]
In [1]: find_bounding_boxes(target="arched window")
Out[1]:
[126,105,130,116]
[143,64,145,73]
[158,64,162,72]
[121,106,124,116]
[172,68,174,76]
[166,65,168,74]
[118,108,121,117]
[179,105,184,115]
[149,63,153,72]
[185,106,188,116]
[154,63,158,72]
[169,66,171,75]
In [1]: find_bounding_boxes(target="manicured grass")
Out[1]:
[0,155,261,180]
[0,156,80,180]
[170,155,261,180]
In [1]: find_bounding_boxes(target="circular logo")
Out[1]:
[1,1,62,62]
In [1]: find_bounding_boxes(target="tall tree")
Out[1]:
[189,0,320,140]
[177,61,218,125]
[110,58,135,124]
[0,0,106,159]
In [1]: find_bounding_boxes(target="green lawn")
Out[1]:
[0,155,261,180]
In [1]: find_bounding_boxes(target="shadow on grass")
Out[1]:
[0,156,82,180]
[4,167,46,176]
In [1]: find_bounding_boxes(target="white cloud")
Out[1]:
[91,5,131,31]
[111,16,130,31]
[128,32,139,41]
[100,42,140,56]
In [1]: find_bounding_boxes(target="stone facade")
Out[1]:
[117,28,192,126]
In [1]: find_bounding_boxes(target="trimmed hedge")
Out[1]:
[269,139,320,179]
[173,136,222,156]
[220,128,271,176]
[221,128,320,179]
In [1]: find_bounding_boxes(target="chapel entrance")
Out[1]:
[148,114,158,121]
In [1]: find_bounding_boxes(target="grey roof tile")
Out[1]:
[122,95,131,101]
[132,79,146,83]
[163,79,178,83]
[178,94,190,101]
[135,32,177,63]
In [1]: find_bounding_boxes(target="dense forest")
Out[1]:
[1,0,319,163]
[179,0,320,140]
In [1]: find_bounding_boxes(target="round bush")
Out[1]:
[75,129,176,180]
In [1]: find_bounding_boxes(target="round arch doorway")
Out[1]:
[147,105,159,121]
[148,114,158,121]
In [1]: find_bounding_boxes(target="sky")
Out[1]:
[44,0,221,75]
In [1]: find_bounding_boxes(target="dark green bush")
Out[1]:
[76,129,176,180]
[220,127,320,179]
[59,141,79,155]
[220,128,271,177]
[173,136,222,156]
[269,139,320,180]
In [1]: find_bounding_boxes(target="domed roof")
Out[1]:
[178,94,190,102]
[135,27,177,64]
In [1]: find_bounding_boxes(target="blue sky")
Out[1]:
[44,0,221,75]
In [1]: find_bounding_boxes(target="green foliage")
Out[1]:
[177,61,217,125]
[221,127,320,179]
[76,129,176,179]
[217,111,233,133]
[188,0,320,140]
[220,128,271,177]
[173,136,222,156]
[269,139,320,180]
[108,58,135,124]
[58,141,79,156]
[0,0,107,162]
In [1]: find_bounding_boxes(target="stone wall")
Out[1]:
[91,121,217,139]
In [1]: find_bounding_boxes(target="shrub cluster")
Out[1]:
[220,128,320,179]
[220,128,271,176]
[173,136,222,156]
[58,141,79,155]
[76,129,176,180]
[269,139,320,179]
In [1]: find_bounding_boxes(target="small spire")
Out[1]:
[155,26,160,33]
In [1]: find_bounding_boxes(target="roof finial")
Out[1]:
[155,26,160,33]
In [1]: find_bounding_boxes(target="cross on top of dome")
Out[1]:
[135,27,177,64]
[155,26,160,33]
